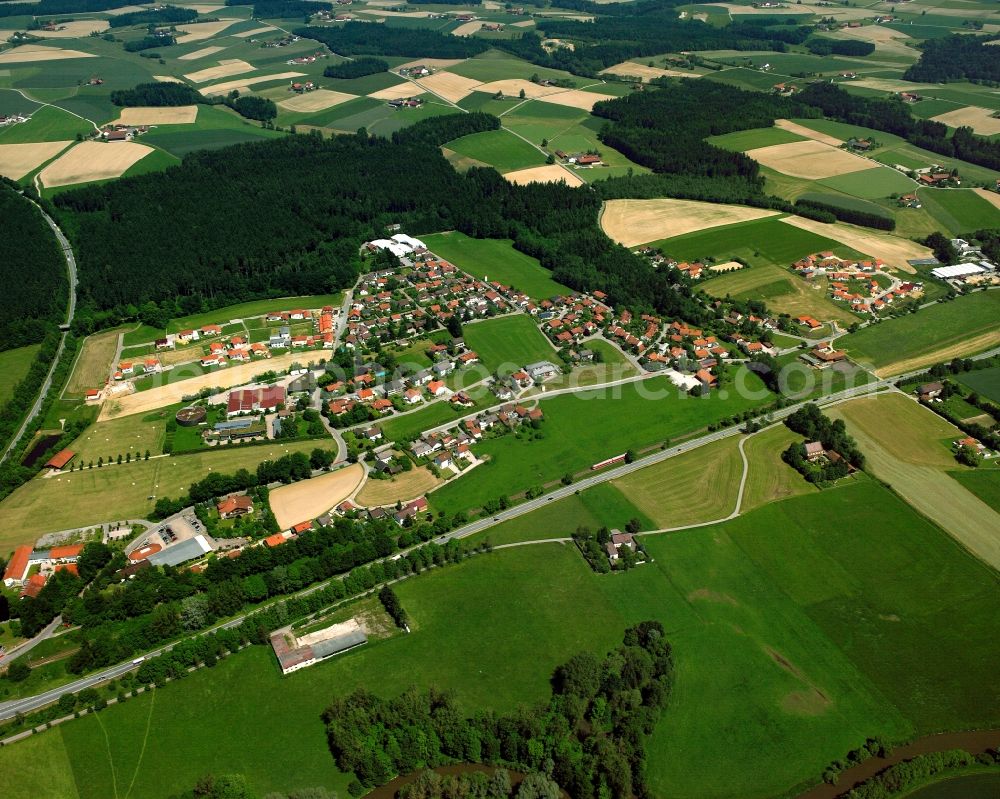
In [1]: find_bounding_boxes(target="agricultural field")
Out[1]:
[701,261,860,325]
[471,481,654,547]
[949,469,1000,514]
[268,464,365,530]
[611,436,744,529]
[354,465,443,508]
[429,371,774,515]
[461,313,556,374]
[917,188,1000,236]
[840,290,1000,375]
[740,423,818,512]
[957,366,1000,404]
[0,439,322,551]
[600,197,781,247]
[0,344,41,406]
[706,125,806,152]
[422,231,569,300]
[63,327,121,397]
[444,128,544,173]
[828,393,1000,570]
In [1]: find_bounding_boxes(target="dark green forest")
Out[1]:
[0,0,136,17]
[107,5,198,28]
[111,81,205,107]
[0,182,67,349]
[904,34,1000,83]
[323,56,389,80]
[297,23,491,59]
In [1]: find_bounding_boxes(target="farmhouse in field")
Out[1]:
[605,530,637,564]
[217,495,254,519]
[270,619,367,675]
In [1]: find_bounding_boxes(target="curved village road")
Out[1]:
[0,201,78,464]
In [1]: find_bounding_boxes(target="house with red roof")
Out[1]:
[3,544,32,586]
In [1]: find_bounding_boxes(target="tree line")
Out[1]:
[231,0,332,16]
[794,197,895,231]
[0,0,138,18]
[323,56,388,79]
[110,81,204,107]
[0,182,67,351]
[323,621,672,797]
[297,22,491,59]
[904,34,1000,84]
[108,5,198,28]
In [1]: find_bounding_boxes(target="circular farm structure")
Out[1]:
[175,406,207,427]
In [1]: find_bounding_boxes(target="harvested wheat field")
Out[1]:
[184,3,225,11]
[98,351,315,421]
[270,464,366,529]
[931,106,1000,136]
[39,140,152,188]
[974,188,1000,212]
[114,106,199,125]
[0,46,96,63]
[474,79,562,99]
[704,2,810,12]
[104,4,147,14]
[184,58,255,83]
[201,72,304,96]
[31,19,109,37]
[178,45,226,61]
[239,26,275,37]
[413,71,482,102]
[601,198,781,247]
[538,89,614,110]
[780,215,928,271]
[278,89,356,112]
[396,58,466,71]
[355,466,442,508]
[504,164,584,187]
[774,118,843,146]
[600,62,696,82]
[176,19,240,42]
[0,141,72,180]
[369,82,423,101]
[451,20,483,35]
[153,75,184,83]
[511,19,534,27]
[746,139,873,179]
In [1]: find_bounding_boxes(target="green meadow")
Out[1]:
[430,370,774,515]
[461,313,556,374]
[445,128,545,173]
[656,215,862,265]
[422,231,570,300]
[918,189,1000,236]
[0,344,41,406]
[840,290,1000,373]
[5,482,999,799]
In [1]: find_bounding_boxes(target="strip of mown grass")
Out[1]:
[948,468,1000,513]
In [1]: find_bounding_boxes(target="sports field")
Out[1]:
[422,231,570,300]
[0,439,321,550]
[64,328,120,397]
[430,371,773,515]
[611,436,743,528]
[703,262,859,325]
[461,313,556,374]
[828,393,1000,570]
[0,344,41,406]
[840,290,1000,375]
